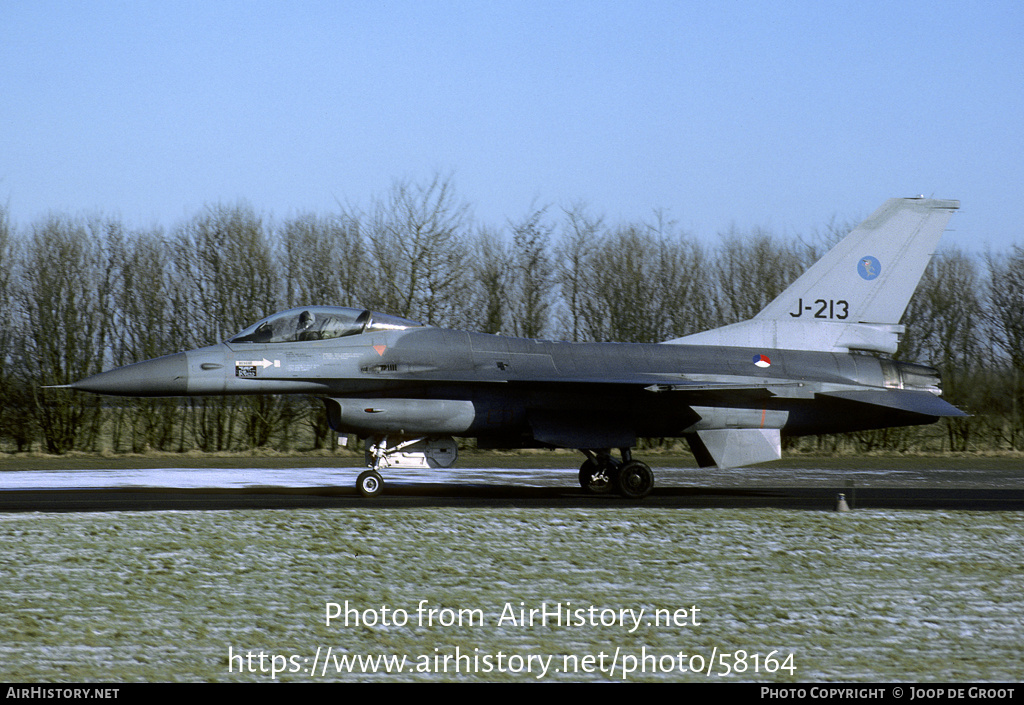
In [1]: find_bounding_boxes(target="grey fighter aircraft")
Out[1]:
[67,197,965,498]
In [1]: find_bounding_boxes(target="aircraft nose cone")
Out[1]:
[70,352,189,396]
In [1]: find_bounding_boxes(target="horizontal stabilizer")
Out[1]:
[686,428,782,469]
[820,389,967,417]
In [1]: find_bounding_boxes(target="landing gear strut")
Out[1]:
[578,448,654,499]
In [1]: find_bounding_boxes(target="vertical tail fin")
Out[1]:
[754,197,960,324]
[666,197,959,353]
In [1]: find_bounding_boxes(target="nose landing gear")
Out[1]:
[355,435,459,497]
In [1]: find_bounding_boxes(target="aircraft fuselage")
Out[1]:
[71,325,949,444]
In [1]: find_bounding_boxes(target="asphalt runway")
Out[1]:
[1,464,1022,512]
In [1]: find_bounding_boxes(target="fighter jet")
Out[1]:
[67,197,965,498]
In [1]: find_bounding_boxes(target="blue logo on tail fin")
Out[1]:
[858,256,881,281]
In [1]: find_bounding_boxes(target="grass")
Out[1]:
[2,507,1022,682]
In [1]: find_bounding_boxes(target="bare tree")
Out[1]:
[576,224,703,343]
[987,245,1024,448]
[643,210,712,340]
[0,206,34,450]
[555,203,604,341]
[0,204,11,391]
[361,175,472,326]
[507,207,554,338]
[467,227,510,334]
[16,216,116,452]
[173,203,279,345]
[710,226,804,326]
[280,213,365,308]
[900,248,983,450]
[108,227,185,451]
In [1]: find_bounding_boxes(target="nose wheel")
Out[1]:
[356,469,383,497]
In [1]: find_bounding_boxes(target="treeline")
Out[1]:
[1,175,1022,455]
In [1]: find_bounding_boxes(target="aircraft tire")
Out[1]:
[616,460,654,499]
[579,459,613,494]
[357,470,384,497]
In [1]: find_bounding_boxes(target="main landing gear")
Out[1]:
[578,448,655,499]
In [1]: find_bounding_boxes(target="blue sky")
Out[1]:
[2,1,1022,250]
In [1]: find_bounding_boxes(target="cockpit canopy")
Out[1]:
[228,306,425,344]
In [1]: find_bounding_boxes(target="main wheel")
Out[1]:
[356,470,384,497]
[579,459,613,494]
[616,460,654,499]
